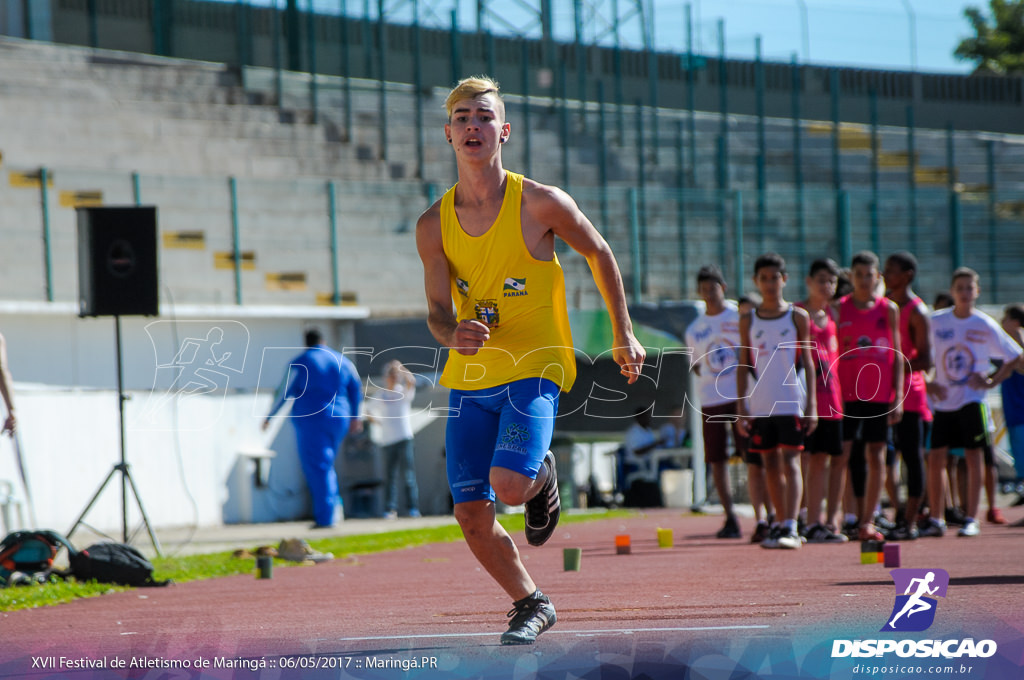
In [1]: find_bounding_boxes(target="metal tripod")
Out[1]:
[68,316,162,555]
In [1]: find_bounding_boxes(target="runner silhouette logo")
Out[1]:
[882,568,950,632]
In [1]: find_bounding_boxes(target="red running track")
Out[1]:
[2,508,1023,679]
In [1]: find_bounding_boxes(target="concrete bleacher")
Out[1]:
[1,35,1023,316]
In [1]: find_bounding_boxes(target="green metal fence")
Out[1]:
[8,0,1021,136]
[2,0,1023,310]
[3,164,1022,312]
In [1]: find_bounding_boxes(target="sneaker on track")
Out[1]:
[957,519,980,537]
[918,518,946,538]
[873,513,897,532]
[760,525,782,549]
[525,451,560,547]
[716,515,742,539]
[500,591,556,645]
[889,522,919,541]
[986,508,1007,525]
[804,523,849,543]
[777,527,802,549]
[945,507,967,526]
[750,521,770,544]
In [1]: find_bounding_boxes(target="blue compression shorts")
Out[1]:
[446,377,559,504]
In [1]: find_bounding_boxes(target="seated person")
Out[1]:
[658,403,689,449]
[619,407,667,505]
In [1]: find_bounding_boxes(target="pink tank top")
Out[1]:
[898,295,931,419]
[796,302,843,419]
[838,295,895,404]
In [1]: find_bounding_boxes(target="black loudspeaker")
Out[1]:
[77,206,159,317]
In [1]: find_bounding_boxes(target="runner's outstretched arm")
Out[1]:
[531,185,645,383]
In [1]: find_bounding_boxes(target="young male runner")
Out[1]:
[416,76,644,644]
[922,268,1022,538]
[837,251,903,542]
[685,265,744,539]
[797,258,847,543]
[882,251,932,540]
[737,253,817,550]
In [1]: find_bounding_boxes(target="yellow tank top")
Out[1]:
[439,172,577,392]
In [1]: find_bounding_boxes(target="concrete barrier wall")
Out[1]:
[2,36,1023,311]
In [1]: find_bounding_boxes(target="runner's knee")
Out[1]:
[490,467,533,505]
[454,500,494,535]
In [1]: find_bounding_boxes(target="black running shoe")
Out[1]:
[760,524,782,549]
[716,515,741,539]
[889,522,919,541]
[804,523,849,543]
[525,451,560,547]
[500,591,556,645]
[944,507,967,527]
[750,521,770,544]
[841,520,859,540]
[874,513,897,532]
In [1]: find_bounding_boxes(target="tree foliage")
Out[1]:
[954,0,1024,74]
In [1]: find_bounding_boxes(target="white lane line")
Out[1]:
[330,624,770,643]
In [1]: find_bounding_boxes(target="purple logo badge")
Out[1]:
[882,568,950,632]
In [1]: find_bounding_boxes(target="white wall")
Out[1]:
[0,302,366,391]
[0,386,287,532]
[0,302,389,534]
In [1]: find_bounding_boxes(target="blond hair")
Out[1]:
[444,76,503,120]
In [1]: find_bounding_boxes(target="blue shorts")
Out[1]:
[446,377,559,504]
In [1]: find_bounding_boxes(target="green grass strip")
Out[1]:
[0,509,634,612]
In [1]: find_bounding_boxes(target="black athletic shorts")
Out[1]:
[931,403,988,451]
[744,450,764,466]
[748,415,804,453]
[842,401,890,444]
[805,418,842,456]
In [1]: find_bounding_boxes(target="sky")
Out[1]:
[648,0,977,73]
[322,0,981,75]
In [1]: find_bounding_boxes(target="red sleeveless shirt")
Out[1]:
[796,302,843,419]
[838,295,895,404]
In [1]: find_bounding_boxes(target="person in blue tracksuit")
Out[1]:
[263,328,363,527]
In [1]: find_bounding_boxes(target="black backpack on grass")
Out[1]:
[0,530,76,586]
[70,542,170,587]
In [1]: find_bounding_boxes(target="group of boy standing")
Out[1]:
[686,251,1023,549]
[417,75,1022,645]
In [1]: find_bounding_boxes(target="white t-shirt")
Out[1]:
[930,308,1022,412]
[684,302,741,407]
[623,423,657,455]
[366,383,415,446]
